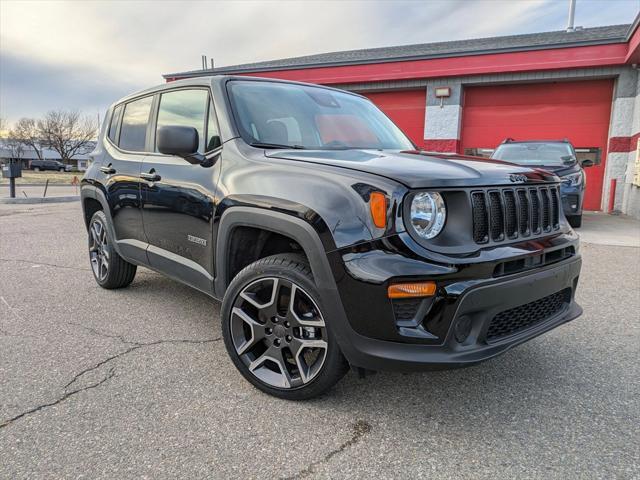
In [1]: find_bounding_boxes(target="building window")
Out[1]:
[574,147,601,166]
[464,148,494,158]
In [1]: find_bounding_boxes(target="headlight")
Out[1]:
[561,171,584,187]
[410,192,446,239]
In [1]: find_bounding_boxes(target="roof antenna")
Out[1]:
[566,0,576,32]
[210,58,214,70]
[201,55,207,70]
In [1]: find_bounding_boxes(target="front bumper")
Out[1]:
[328,250,582,372]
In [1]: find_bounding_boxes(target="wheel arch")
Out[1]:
[215,206,336,299]
[80,184,122,256]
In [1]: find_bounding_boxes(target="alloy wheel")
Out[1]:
[89,219,109,281]
[230,277,328,389]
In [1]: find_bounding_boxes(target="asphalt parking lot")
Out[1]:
[1,203,639,479]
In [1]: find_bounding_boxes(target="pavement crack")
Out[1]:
[0,368,115,429]
[0,258,90,272]
[62,337,221,392]
[283,420,372,479]
[66,322,134,345]
[63,345,141,391]
[1,325,221,430]
[67,322,222,349]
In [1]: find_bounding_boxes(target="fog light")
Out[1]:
[388,281,436,299]
[454,316,472,343]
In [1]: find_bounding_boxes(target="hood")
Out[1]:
[265,149,558,188]
[503,162,579,177]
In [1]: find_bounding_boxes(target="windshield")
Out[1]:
[492,142,575,166]
[227,80,414,150]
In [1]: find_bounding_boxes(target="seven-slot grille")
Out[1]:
[471,185,561,244]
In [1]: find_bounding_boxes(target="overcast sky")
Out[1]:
[1,0,638,125]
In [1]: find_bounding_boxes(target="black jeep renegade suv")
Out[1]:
[81,76,582,399]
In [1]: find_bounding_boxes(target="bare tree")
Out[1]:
[0,119,23,159]
[5,137,25,160]
[11,118,44,160]
[37,110,98,162]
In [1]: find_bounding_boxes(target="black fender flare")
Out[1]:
[215,206,336,295]
[80,184,124,258]
[214,206,358,355]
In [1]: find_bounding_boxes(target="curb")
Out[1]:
[0,195,80,204]
[0,183,78,187]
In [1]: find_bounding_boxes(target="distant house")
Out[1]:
[0,141,94,171]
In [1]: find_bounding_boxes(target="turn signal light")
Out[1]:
[370,192,387,228]
[388,281,437,299]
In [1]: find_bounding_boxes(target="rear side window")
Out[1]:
[108,104,123,143]
[119,96,153,152]
[156,89,208,153]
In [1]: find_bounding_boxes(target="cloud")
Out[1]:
[0,50,143,121]
[0,0,637,124]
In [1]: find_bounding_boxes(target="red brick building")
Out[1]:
[165,15,640,218]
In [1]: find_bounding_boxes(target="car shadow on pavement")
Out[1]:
[312,335,604,426]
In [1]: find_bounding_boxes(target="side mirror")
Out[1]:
[157,125,204,165]
[581,159,595,168]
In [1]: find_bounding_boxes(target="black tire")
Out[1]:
[88,210,137,289]
[59,167,65,172]
[568,215,582,228]
[221,254,349,400]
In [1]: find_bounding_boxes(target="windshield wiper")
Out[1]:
[249,142,305,150]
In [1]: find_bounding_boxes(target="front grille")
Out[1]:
[516,190,529,235]
[504,190,517,238]
[471,185,560,244]
[488,192,504,241]
[471,193,489,243]
[486,289,570,342]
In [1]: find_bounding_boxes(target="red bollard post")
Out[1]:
[608,179,617,213]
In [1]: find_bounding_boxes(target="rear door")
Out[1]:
[102,95,154,263]
[140,88,222,294]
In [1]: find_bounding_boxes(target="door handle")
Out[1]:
[140,171,161,182]
[100,165,116,174]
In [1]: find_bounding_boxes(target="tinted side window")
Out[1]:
[108,104,123,143]
[206,99,221,151]
[156,89,208,153]
[119,96,153,152]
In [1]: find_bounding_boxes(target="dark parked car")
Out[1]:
[31,159,69,172]
[81,77,582,399]
[491,139,592,227]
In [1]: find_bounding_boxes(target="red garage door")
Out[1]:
[363,90,426,147]
[461,80,613,210]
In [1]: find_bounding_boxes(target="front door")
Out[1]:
[102,96,154,263]
[140,88,222,294]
